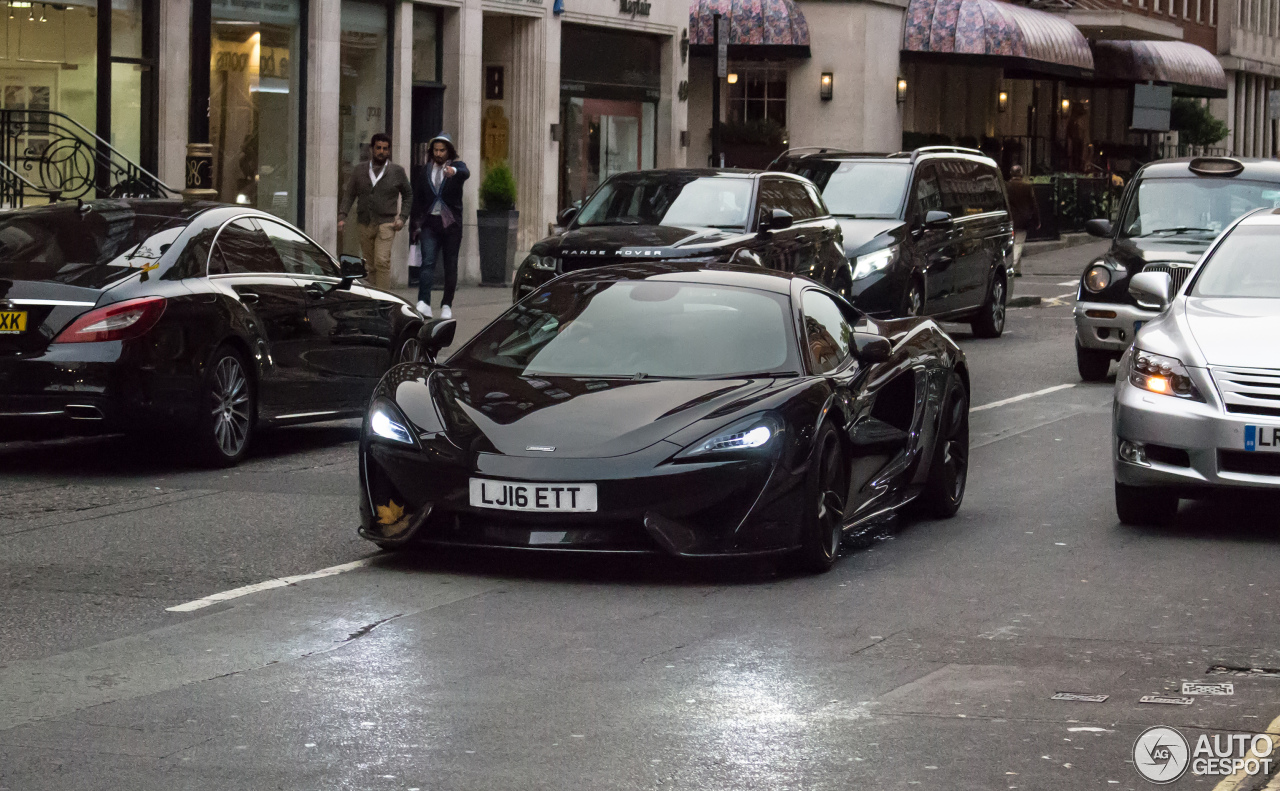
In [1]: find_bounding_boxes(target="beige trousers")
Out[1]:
[1013,229,1027,274]
[358,221,396,290]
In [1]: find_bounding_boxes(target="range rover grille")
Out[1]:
[1210,366,1280,416]
[1141,262,1194,294]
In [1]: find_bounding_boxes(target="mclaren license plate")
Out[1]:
[469,478,598,512]
[0,311,26,334]
[1244,425,1280,452]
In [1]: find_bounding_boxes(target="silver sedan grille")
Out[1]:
[1210,366,1280,417]
[1142,262,1194,294]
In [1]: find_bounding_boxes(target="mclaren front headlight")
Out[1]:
[675,412,783,461]
[367,398,418,445]
[522,254,559,272]
[853,245,899,280]
[1128,349,1205,401]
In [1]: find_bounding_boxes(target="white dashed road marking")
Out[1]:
[972,384,1077,413]
[166,558,377,612]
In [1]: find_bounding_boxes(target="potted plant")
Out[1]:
[476,161,518,285]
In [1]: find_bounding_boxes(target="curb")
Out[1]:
[1023,232,1097,258]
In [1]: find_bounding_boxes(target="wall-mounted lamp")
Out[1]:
[896,77,908,105]
[1060,97,1071,113]
[998,90,1009,113]
[727,72,738,85]
[820,72,833,101]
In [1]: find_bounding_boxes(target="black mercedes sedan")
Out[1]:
[361,262,969,573]
[511,169,850,300]
[0,199,424,465]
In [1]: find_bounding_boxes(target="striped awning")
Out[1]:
[1091,40,1228,97]
[689,0,810,59]
[903,0,1094,78]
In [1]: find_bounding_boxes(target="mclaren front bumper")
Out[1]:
[358,438,808,556]
[1075,300,1160,354]
[1114,370,1280,495]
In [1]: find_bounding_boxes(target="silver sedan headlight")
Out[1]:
[1128,349,1204,401]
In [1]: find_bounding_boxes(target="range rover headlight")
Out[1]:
[675,413,783,460]
[523,254,558,272]
[853,246,899,280]
[1084,262,1112,292]
[1129,349,1204,401]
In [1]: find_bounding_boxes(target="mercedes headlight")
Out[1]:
[853,246,898,280]
[367,399,417,445]
[1084,262,1112,292]
[675,413,782,460]
[1128,349,1204,401]
[523,254,558,272]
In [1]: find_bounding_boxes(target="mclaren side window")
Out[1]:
[800,289,854,374]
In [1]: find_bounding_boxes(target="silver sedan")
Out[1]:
[1113,208,1280,525]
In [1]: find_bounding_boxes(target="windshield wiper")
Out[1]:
[1141,226,1215,236]
[712,371,799,379]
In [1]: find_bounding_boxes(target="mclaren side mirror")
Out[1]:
[338,254,367,287]
[853,331,892,364]
[924,210,953,229]
[1128,271,1173,311]
[1085,218,1114,238]
[417,318,457,361]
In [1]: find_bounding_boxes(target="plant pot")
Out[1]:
[477,208,518,285]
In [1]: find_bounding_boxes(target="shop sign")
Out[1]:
[619,0,652,17]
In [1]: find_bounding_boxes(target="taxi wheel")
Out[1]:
[1076,342,1112,381]
[1114,481,1178,526]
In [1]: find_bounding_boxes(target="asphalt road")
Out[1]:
[5,245,1280,790]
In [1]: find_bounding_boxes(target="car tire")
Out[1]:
[915,376,969,519]
[1076,341,1112,381]
[791,422,847,574]
[1114,481,1178,526]
[901,278,924,318]
[970,271,1007,338]
[192,345,256,468]
[396,330,422,365]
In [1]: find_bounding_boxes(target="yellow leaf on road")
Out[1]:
[376,500,405,525]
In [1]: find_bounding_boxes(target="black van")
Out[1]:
[771,146,1014,337]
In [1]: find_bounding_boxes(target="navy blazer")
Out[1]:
[412,160,469,230]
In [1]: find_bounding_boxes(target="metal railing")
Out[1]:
[0,108,178,208]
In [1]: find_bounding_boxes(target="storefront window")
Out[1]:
[412,6,439,84]
[410,6,443,168]
[111,0,146,166]
[210,0,302,222]
[559,25,660,208]
[339,0,389,255]
[0,2,98,159]
[727,65,787,126]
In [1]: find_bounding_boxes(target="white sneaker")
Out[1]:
[416,301,432,318]
[441,305,452,319]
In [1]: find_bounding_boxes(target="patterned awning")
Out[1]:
[903,0,1094,78]
[689,0,810,59]
[1092,40,1227,97]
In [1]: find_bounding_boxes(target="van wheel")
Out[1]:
[971,272,1006,338]
[1076,341,1112,381]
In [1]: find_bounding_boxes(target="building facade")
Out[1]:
[2,0,690,286]
[1215,0,1280,156]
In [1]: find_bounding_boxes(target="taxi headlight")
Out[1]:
[1129,349,1204,401]
[1084,263,1112,292]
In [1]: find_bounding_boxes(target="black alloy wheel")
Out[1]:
[1076,341,1112,381]
[901,279,924,318]
[793,422,847,574]
[971,272,1006,338]
[1114,481,1179,526]
[916,378,969,518]
[194,346,255,467]
[397,334,422,364]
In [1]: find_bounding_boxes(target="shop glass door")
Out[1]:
[562,97,655,208]
[338,0,389,257]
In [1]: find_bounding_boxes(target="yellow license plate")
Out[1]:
[0,311,26,334]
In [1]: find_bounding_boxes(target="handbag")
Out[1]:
[407,241,422,270]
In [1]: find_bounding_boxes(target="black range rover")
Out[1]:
[512,169,849,299]
[772,146,1014,337]
[1074,157,1280,380]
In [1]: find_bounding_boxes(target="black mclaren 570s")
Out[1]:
[359,262,970,572]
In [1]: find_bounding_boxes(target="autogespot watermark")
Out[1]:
[1133,726,1275,784]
